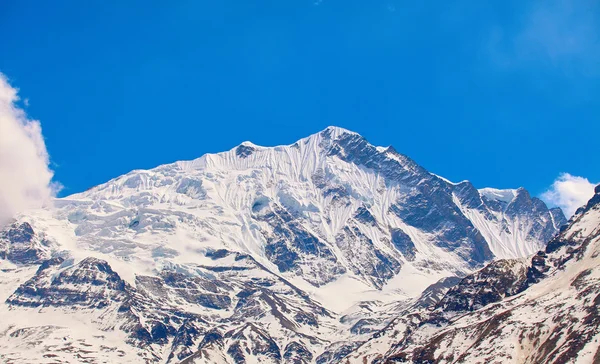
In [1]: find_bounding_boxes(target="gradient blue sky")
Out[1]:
[1,1,598,206]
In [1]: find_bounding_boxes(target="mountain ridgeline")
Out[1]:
[0,127,579,363]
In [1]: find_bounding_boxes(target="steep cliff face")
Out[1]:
[0,127,567,363]
[0,222,55,264]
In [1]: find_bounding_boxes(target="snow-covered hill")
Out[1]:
[0,127,567,363]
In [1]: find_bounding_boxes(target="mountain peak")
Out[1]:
[479,187,518,204]
[228,126,359,155]
[299,125,362,148]
[320,126,358,137]
[239,141,258,147]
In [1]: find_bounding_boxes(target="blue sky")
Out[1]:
[1,1,598,213]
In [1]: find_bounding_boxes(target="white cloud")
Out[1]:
[0,73,57,226]
[541,173,597,217]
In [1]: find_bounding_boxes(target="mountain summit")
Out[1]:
[0,127,567,362]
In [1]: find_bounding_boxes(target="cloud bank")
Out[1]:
[0,73,56,226]
[542,173,598,218]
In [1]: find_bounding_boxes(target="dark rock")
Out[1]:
[316,342,364,364]
[226,324,281,363]
[205,249,231,260]
[169,320,203,361]
[438,259,529,312]
[256,202,344,285]
[0,222,51,264]
[335,225,401,289]
[354,207,377,227]
[236,144,255,158]
[283,341,313,363]
[150,322,169,344]
[7,257,128,308]
[350,318,378,335]
[390,228,417,261]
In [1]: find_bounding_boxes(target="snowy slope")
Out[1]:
[457,185,565,259]
[0,127,566,363]
[343,185,600,363]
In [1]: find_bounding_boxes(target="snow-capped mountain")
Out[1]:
[0,127,567,363]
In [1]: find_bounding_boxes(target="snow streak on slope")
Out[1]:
[0,127,566,363]
[456,186,564,259]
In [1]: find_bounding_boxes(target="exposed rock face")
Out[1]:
[437,258,529,312]
[2,245,335,363]
[0,222,54,264]
[390,228,416,262]
[254,199,344,286]
[6,256,127,309]
[284,341,313,364]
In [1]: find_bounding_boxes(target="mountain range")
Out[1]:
[2,127,595,363]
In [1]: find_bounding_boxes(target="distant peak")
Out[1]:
[514,187,532,200]
[430,173,462,185]
[479,188,518,204]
